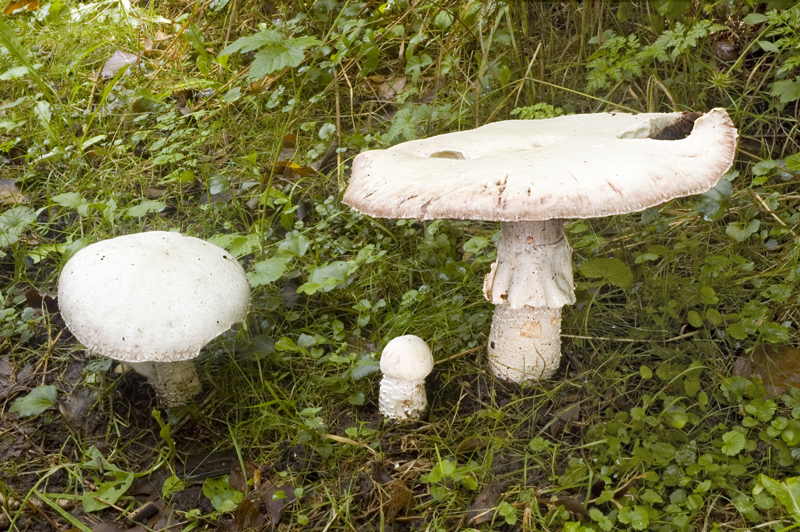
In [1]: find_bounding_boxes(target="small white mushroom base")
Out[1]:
[127,360,202,408]
[487,305,562,382]
[379,376,427,421]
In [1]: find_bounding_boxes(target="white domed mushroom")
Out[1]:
[58,231,250,407]
[379,335,434,421]
[344,109,738,383]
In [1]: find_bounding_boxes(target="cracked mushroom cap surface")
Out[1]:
[343,108,737,221]
[58,231,250,363]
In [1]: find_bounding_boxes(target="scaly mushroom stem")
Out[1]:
[379,376,427,421]
[483,220,575,382]
[127,360,202,407]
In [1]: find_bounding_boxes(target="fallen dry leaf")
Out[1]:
[101,50,139,79]
[246,67,288,93]
[468,480,505,524]
[735,345,800,396]
[230,496,264,531]
[3,0,38,15]
[261,482,296,526]
[0,179,27,205]
[549,402,582,438]
[537,496,591,518]
[381,479,411,524]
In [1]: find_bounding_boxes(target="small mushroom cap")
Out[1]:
[344,108,737,222]
[58,231,250,363]
[380,335,434,381]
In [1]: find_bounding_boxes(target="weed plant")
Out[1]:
[2,1,800,531]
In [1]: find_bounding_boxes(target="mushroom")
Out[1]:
[379,335,434,421]
[58,231,250,406]
[344,109,737,383]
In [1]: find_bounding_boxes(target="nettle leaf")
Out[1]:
[578,258,633,288]
[760,474,800,521]
[248,36,320,80]
[721,431,746,456]
[220,29,281,55]
[247,253,293,288]
[9,385,57,416]
[772,79,800,103]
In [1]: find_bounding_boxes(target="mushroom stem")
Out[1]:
[487,305,563,381]
[483,219,575,382]
[379,377,427,421]
[126,361,202,407]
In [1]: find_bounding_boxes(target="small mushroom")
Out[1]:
[379,335,434,421]
[57,231,250,407]
[344,109,738,383]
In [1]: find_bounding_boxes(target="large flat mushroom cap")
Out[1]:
[343,108,737,221]
[58,231,250,362]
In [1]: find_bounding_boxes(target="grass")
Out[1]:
[2,1,800,531]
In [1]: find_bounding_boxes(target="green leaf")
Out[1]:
[125,199,166,218]
[153,152,185,165]
[743,13,768,24]
[9,385,57,416]
[247,254,293,288]
[52,192,88,209]
[654,0,691,17]
[687,310,703,328]
[347,391,365,405]
[162,474,185,498]
[297,261,349,294]
[721,431,746,456]
[81,135,107,150]
[725,219,760,242]
[578,258,633,288]
[464,236,490,254]
[220,29,282,56]
[764,284,791,302]
[759,40,780,54]
[81,471,134,512]
[760,474,800,521]
[0,65,30,80]
[0,20,49,95]
[0,206,37,247]
[664,405,688,429]
[202,476,244,512]
[589,508,614,531]
[247,36,320,80]
[222,87,241,102]
[772,80,800,103]
[617,505,651,530]
[785,153,800,172]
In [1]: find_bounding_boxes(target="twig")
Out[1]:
[750,189,797,238]
[25,500,59,530]
[322,433,379,456]
[562,329,701,343]
[435,346,483,365]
